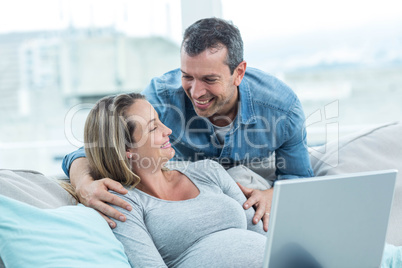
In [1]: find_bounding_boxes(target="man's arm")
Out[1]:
[238,136,313,231]
[63,150,132,228]
[237,98,313,230]
[276,96,314,180]
[62,147,86,177]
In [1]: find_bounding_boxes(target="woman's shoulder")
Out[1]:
[171,160,230,188]
[168,159,222,169]
[109,188,143,209]
[189,159,223,171]
[168,159,224,176]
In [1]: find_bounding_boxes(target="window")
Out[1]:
[0,0,400,175]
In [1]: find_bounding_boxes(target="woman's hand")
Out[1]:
[237,182,273,232]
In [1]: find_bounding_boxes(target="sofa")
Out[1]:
[1,121,401,267]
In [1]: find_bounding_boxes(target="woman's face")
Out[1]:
[126,99,175,171]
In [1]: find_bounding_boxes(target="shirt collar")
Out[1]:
[238,77,256,125]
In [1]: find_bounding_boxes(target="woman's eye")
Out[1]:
[150,126,157,132]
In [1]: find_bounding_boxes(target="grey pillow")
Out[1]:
[0,169,75,208]
[310,122,402,246]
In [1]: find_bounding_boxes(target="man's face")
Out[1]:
[180,46,245,124]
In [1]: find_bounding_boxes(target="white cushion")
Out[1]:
[310,122,402,246]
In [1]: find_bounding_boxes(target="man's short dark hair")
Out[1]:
[182,17,244,74]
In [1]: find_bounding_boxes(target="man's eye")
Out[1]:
[205,79,217,83]
[182,76,192,80]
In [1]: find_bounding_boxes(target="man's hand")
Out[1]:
[237,182,274,232]
[75,177,132,228]
[70,158,132,228]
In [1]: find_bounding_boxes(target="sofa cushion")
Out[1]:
[310,122,402,246]
[0,195,130,268]
[0,169,130,267]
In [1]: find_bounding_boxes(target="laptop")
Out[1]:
[263,169,398,268]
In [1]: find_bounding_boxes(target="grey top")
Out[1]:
[111,160,267,268]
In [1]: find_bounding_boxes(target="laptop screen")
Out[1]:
[263,170,397,268]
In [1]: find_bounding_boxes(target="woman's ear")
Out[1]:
[126,152,132,159]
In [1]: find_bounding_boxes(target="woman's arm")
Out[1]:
[110,192,167,268]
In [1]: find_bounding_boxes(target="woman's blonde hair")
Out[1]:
[84,93,146,187]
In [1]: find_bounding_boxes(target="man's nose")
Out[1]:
[190,80,207,99]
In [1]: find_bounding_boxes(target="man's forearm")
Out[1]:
[69,157,93,189]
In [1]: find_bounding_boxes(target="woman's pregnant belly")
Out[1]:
[169,228,267,268]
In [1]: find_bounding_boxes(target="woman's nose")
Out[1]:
[163,125,172,136]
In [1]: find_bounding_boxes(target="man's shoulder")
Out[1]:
[243,67,299,113]
[146,68,183,94]
[142,68,186,106]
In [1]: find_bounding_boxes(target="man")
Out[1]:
[62,18,313,232]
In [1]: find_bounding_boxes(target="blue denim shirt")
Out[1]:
[62,67,313,180]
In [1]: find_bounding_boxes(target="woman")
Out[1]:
[84,93,266,267]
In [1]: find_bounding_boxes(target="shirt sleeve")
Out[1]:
[110,192,167,268]
[208,160,266,235]
[275,98,314,180]
[61,147,86,177]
